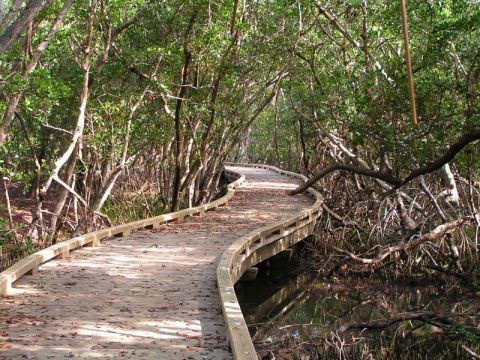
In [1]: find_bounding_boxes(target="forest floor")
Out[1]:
[1,183,47,237]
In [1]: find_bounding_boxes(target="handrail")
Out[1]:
[218,163,323,360]
[0,163,322,360]
[0,170,246,296]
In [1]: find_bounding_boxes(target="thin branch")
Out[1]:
[111,2,149,39]
[336,311,472,334]
[419,175,448,222]
[53,176,88,208]
[313,2,393,83]
[42,122,73,135]
[462,345,480,360]
[52,175,111,226]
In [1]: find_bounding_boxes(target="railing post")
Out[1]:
[85,237,100,247]
[57,247,69,259]
[26,265,39,275]
[0,279,11,297]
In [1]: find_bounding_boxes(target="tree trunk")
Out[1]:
[37,0,94,237]
[441,163,460,206]
[171,12,197,211]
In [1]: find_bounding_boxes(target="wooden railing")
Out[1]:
[0,169,245,296]
[218,163,323,360]
[0,163,322,360]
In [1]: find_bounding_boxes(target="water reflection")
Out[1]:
[236,256,480,359]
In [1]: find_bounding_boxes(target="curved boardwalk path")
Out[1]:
[0,166,313,359]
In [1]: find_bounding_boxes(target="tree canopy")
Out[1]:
[0,0,478,277]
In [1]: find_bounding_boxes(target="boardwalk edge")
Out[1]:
[218,163,323,360]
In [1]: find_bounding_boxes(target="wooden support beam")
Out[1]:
[84,238,100,247]
[239,267,259,282]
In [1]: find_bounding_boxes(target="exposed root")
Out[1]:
[332,217,472,266]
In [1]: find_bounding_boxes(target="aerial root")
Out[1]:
[332,217,472,266]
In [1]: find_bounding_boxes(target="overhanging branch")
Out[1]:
[289,129,480,196]
[289,163,401,195]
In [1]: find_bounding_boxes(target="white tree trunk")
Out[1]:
[440,163,460,206]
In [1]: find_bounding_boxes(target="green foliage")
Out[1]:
[0,217,38,268]
[245,0,480,177]
[0,0,478,272]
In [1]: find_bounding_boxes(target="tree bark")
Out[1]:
[440,163,460,205]
[37,0,95,239]
[49,140,80,238]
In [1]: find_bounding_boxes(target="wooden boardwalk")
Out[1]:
[0,166,313,359]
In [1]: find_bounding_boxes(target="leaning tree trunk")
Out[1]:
[37,0,94,238]
[0,0,47,56]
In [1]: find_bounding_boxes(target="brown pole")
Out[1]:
[400,0,417,126]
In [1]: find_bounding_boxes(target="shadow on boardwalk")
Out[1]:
[0,166,313,359]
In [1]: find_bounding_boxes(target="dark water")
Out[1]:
[235,256,480,359]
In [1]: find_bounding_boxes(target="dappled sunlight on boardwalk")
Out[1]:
[0,166,313,359]
[242,181,298,190]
